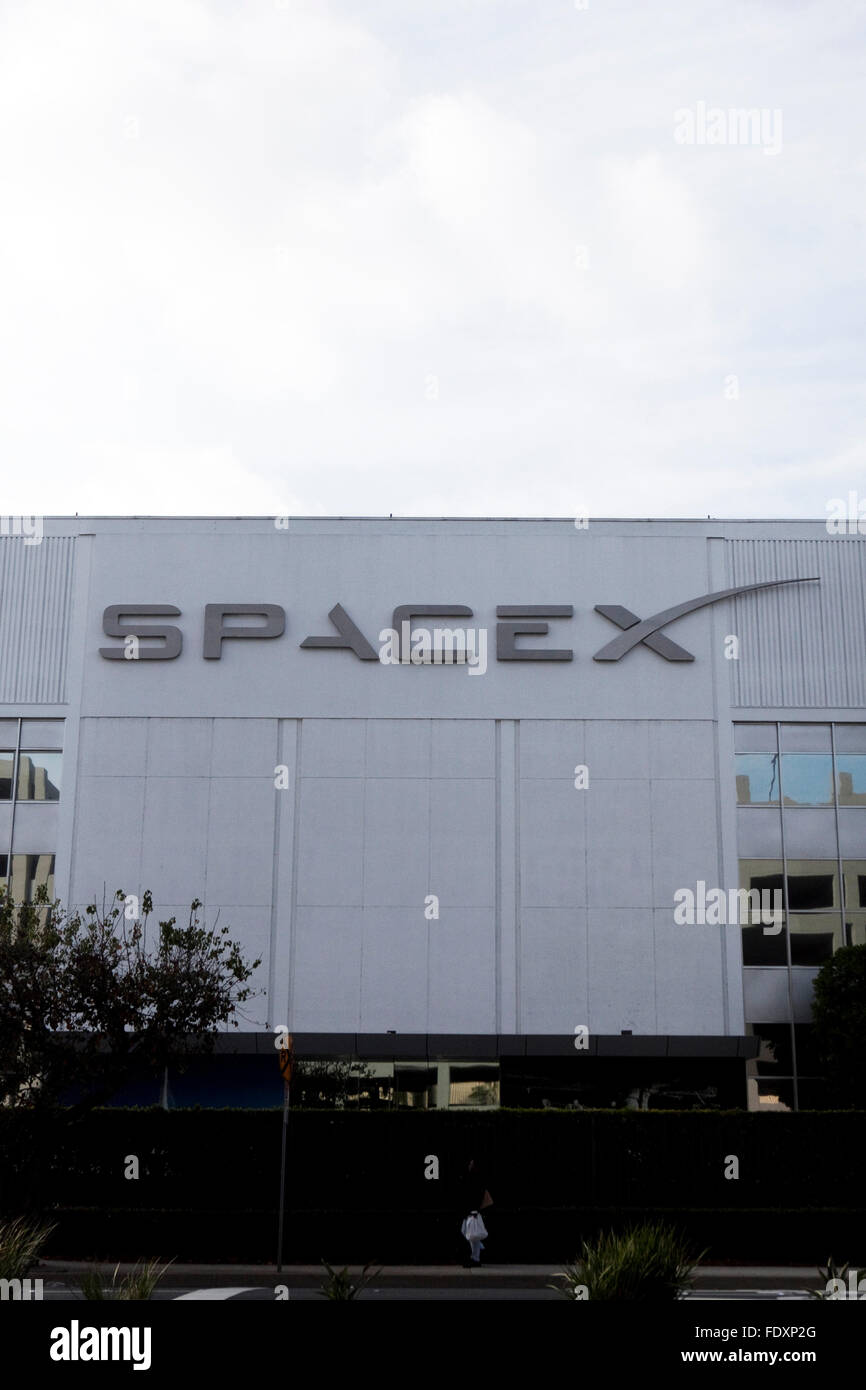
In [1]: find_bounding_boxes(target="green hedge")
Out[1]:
[34,1205,866,1264]
[2,1107,864,1261]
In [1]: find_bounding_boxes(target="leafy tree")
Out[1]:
[0,885,262,1116]
[811,944,866,1108]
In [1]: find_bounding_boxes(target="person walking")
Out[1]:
[458,1157,494,1266]
[461,1209,488,1266]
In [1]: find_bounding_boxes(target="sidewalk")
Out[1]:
[35,1260,823,1291]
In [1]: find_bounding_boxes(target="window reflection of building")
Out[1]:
[16,752,62,801]
[1,853,56,903]
[837,756,866,805]
[737,722,866,1111]
[0,751,13,800]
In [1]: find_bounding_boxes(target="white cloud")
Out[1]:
[0,0,862,517]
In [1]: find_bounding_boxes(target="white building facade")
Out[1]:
[1,517,863,1110]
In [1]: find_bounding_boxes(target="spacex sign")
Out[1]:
[99,577,818,669]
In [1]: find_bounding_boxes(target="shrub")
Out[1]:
[552,1221,704,1301]
[78,1257,173,1300]
[317,1260,380,1300]
[0,1215,56,1281]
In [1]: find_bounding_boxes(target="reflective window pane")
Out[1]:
[750,1024,792,1074]
[16,751,62,801]
[788,914,841,965]
[749,1079,794,1111]
[20,719,64,751]
[734,724,778,753]
[8,853,55,903]
[834,724,866,754]
[736,754,780,805]
[844,914,866,947]
[781,724,831,752]
[842,860,866,909]
[836,755,866,806]
[781,755,834,806]
[741,929,787,965]
[0,751,13,801]
[785,859,839,910]
[448,1065,500,1108]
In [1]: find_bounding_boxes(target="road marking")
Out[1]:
[173,1288,260,1300]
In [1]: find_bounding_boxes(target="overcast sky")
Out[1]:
[1,0,863,519]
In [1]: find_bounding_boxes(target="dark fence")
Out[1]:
[1,1108,863,1263]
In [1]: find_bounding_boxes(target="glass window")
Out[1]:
[750,1079,794,1111]
[740,859,783,888]
[394,1065,437,1108]
[842,860,866,909]
[7,853,55,903]
[836,755,866,806]
[739,869,786,965]
[448,1065,500,1107]
[741,922,787,965]
[736,754,781,804]
[785,859,839,910]
[750,1023,792,1073]
[781,754,834,806]
[788,914,842,965]
[834,725,866,754]
[0,751,14,800]
[781,724,831,752]
[20,719,64,752]
[16,751,62,801]
[734,724,778,753]
[843,914,866,948]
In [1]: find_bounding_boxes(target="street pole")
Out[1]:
[276,1075,289,1271]
[276,1033,293,1273]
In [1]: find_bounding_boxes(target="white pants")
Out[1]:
[469,1238,484,1261]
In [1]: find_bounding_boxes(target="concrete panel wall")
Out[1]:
[66,712,731,1036]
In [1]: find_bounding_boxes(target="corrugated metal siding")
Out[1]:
[726,538,866,707]
[0,537,75,702]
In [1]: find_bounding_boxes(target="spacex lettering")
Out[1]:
[99,577,818,667]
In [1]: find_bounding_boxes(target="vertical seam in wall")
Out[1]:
[426,719,432,1034]
[710,538,732,1035]
[494,718,501,1036]
[63,534,94,909]
[582,718,589,1033]
[268,719,282,1031]
[648,721,659,1035]
[141,719,152,921]
[358,717,368,1032]
[58,538,73,702]
[777,722,799,1111]
[7,719,21,883]
[514,719,521,1032]
[202,719,214,943]
[287,719,302,1028]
